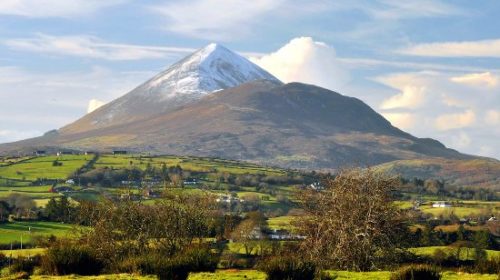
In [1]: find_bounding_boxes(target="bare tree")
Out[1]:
[294,168,407,271]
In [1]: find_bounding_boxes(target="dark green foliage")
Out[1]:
[41,241,103,275]
[474,256,500,274]
[258,255,318,280]
[390,265,441,280]
[8,256,40,275]
[128,246,218,280]
[44,196,74,223]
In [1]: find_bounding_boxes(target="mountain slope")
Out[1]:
[60,43,280,135]
[13,80,471,170]
[375,158,500,189]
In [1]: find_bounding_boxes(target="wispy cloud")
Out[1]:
[151,0,285,40]
[398,39,500,58]
[435,110,476,131]
[4,34,196,60]
[451,72,499,88]
[0,0,127,18]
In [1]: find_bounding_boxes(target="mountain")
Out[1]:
[60,43,280,134]
[2,43,497,185]
[374,158,500,189]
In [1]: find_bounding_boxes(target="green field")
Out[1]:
[24,270,499,280]
[267,215,295,230]
[0,155,90,180]
[0,247,46,258]
[94,155,285,176]
[411,246,500,260]
[0,221,74,245]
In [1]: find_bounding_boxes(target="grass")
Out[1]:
[267,215,295,230]
[0,221,74,245]
[0,155,90,180]
[410,246,500,260]
[94,155,284,176]
[0,248,46,258]
[420,204,498,218]
[25,270,499,280]
[30,275,157,280]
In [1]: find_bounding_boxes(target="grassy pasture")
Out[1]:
[0,155,90,180]
[267,215,295,230]
[410,246,500,260]
[23,270,500,280]
[95,155,284,176]
[0,221,74,245]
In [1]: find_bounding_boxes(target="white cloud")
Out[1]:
[451,131,472,149]
[250,37,349,91]
[151,0,284,40]
[484,110,500,125]
[380,86,426,109]
[87,99,106,113]
[0,0,127,18]
[434,110,476,131]
[399,39,500,58]
[4,34,196,61]
[381,112,416,130]
[451,72,498,88]
[369,0,463,19]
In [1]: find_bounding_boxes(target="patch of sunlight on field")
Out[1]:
[410,246,500,260]
[0,221,75,245]
[0,248,46,258]
[30,274,157,280]
[267,215,295,230]
[189,270,266,280]
[0,155,90,180]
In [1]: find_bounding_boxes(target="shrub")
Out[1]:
[8,256,40,275]
[41,242,103,275]
[390,264,441,280]
[133,246,218,280]
[474,256,500,274]
[258,255,317,280]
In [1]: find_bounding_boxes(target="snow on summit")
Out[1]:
[138,43,280,100]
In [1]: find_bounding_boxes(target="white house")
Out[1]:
[432,201,451,208]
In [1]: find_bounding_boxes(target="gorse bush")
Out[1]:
[258,255,318,280]
[474,256,500,274]
[119,246,218,280]
[40,241,103,275]
[390,264,441,280]
[8,256,40,275]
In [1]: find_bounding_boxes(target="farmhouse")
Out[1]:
[432,201,451,208]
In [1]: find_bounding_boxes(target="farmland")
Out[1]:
[0,153,499,278]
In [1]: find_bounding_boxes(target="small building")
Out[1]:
[53,186,73,193]
[183,178,198,185]
[432,201,451,208]
[34,150,46,156]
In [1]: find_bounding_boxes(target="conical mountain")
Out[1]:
[1,43,493,184]
[61,43,280,134]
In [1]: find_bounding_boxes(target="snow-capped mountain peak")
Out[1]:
[137,43,280,100]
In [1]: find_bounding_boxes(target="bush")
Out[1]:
[474,256,500,274]
[258,255,317,280]
[132,246,218,280]
[41,242,103,275]
[8,256,40,275]
[390,264,441,280]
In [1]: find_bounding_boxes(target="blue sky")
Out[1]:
[0,0,499,159]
